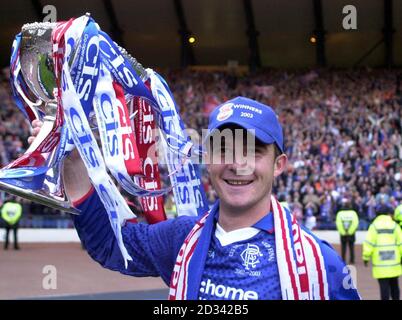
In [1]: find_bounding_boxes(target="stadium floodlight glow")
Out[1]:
[309,36,317,44]
[188,36,196,44]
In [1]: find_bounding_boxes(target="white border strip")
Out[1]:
[0,229,368,244]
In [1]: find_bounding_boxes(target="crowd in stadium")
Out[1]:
[166,67,401,229]
[0,67,401,229]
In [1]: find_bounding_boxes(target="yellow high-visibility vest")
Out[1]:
[164,203,177,218]
[362,215,402,279]
[279,201,290,212]
[395,204,402,228]
[1,202,22,225]
[336,210,359,236]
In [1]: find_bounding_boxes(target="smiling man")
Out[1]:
[204,99,287,233]
[30,96,361,300]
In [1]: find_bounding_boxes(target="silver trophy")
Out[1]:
[1,17,149,214]
[0,21,79,213]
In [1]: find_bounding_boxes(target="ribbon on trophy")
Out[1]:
[131,97,166,224]
[146,70,210,217]
[3,13,210,266]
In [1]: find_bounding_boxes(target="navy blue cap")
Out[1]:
[207,96,284,153]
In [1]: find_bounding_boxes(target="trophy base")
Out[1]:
[0,181,80,215]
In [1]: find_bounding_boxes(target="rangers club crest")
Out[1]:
[241,243,263,270]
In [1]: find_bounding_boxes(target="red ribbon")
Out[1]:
[132,97,166,224]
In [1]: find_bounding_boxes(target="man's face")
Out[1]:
[206,128,287,213]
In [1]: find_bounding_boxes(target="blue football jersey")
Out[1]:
[199,225,281,300]
[73,190,360,300]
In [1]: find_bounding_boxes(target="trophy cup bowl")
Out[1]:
[0,22,79,214]
[2,17,160,215]
[20,22,57,105]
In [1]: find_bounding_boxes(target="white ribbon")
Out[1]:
[61,60,134,267]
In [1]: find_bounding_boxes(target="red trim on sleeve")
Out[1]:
[72,186,95,208]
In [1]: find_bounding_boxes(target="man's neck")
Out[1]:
[218,195,271,232]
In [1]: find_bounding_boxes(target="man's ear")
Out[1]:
[274,154,288,177]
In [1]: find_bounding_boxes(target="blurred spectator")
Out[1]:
[335,199,359,264]
[1,195,23,250]
[363,204,402,300]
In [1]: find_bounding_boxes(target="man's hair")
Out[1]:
[273,127,285,159]
[340,199,352,211]
[273,144,283,160]
[375,204,393,216]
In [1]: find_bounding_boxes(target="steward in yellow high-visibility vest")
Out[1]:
[363,204,402,300]
[1,201,22,225]
[336,201,359,264]
[279,201,290,212]
[164,195,177,218]
[395,204,402,229]
[1,198,23,250]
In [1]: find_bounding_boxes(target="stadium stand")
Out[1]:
[0,67,400,230]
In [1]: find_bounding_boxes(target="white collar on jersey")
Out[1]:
[215,223,260,247]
